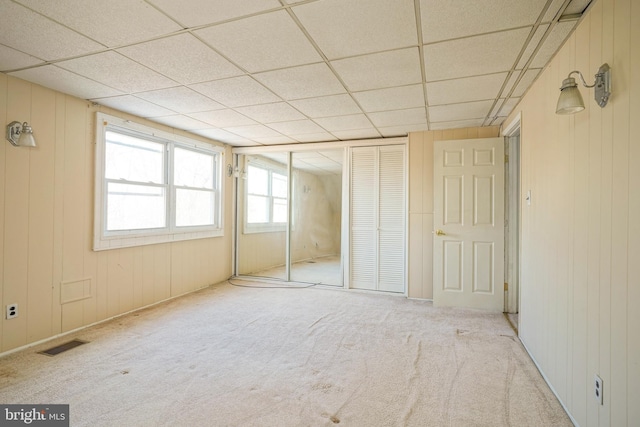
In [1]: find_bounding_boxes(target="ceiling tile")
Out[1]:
[290,94,362,118]
[254,63,346,100]
[253,136,298,145]
[314,114,372,132]
[292,0,417,59]
[420,0,547,43]
[136,86,224,113]
[378,123,429,137]
[188,109,257,128]
[14,0,181,47]
[118,34,242,85]
[516,24,550,69]
[192,128,253,145]
[291,132,337,143]
[430,118,485,130]
[565,0,592,15]
[0,0,104,61]
[0,45,43,71]
[267,120,326,135]
[429,100,494,123]
[490,97,521,118]
[542,0,566,22]
[223,124,283,139]
[424,28,531,82]
[235,103,305,123]
[147,0,281,28]
[368,108,427,128]
[513,69,541,97]
[152,115,211,130]
[92,95,175,117]
[57,51,177,93]
[9,65,123,100]
[503,71,522,96]
[331,128,381,140]
[426,73,508,106]
[332,48,423,92]
[353,84,425,113]
[530,22,577,68]
[190,76,281,107]
[194,10,321,73]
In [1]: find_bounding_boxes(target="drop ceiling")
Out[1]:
[0,0,591,147]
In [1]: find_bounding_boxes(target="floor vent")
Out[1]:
[39,339,88,356]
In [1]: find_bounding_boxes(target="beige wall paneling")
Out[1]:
[610,0,630,425]
[26,85,56,343]
[627,1,640,424]
[570,14,591,425]
[0,73,6,348]
[586,4,604,425]
[2,77,31,351]
[51,93,66,336]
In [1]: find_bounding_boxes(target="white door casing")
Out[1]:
[433,138,504,311]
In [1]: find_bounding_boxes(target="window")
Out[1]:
[94,113,223,250]
[245,163,288,232]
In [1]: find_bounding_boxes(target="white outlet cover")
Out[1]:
[595,375,603,405]
[6,304,17,319]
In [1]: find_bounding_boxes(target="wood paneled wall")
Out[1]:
[0,74,233,354]
[503,0,639,425]
[406,126,500,299]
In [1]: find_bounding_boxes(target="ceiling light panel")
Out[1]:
[420,0,547,44]
[147,0,281,28]
[118,34,242,85]
[136,86,224,113]
[289,94,363,118]
[426,73,508,106]
[9,65,122,100]
[332,48,423,92]
[0,0,103,61]
[353,84,425,113]
[190,76,281,107]
[292,0,417,59]
[194,10,321,73]
[254,63,346,100]
[15,0,182,47]
[424,28,531,82]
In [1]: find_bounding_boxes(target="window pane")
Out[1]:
[176,188,215,227]
[106,182,165,231]
[247,195,269,223]
[247,165,268,195]
[272,173,287,198]
[174,147,214,189]
[273,198,287,223]
[105,131,164,183]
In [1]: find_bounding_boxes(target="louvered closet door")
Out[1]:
[350,145,406,293]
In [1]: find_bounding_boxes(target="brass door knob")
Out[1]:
[435,229,446,236]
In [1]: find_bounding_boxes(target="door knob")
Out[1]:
[435,229,446,236]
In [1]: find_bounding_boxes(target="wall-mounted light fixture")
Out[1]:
[556,63,611,114]
[6,121,37,147]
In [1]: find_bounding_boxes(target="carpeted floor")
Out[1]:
[0,280,571,427]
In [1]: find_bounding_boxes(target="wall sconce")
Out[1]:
[556,63,611,114]
[6,121,37,147]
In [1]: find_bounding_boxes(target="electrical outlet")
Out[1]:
[595,375,604,405]
[6,304,18,319]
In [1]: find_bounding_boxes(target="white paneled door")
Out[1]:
[350,145,406,293]
[433,138,504,311]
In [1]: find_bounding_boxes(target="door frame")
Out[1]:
[503,113,521,314]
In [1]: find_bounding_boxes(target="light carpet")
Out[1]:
[0,280,572,426]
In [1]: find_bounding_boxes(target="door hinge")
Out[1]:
[504,282,509,291]
[505,154,509,163]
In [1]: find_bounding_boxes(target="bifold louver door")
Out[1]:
[350,145,406,293]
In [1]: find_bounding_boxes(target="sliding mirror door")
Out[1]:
[290,150,343,286]
[236,153,289,280]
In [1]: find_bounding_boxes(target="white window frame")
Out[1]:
[94,112,224,251]
[243,159,288,234]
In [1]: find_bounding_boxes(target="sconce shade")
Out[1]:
[556,77,585,114]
